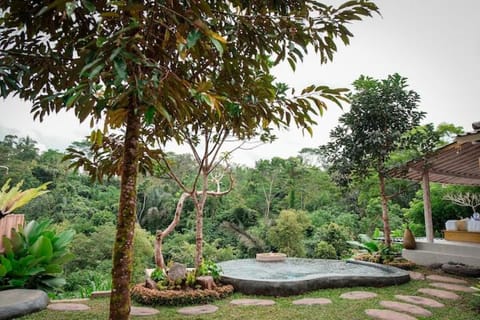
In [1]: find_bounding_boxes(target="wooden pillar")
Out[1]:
[422,170,434,243]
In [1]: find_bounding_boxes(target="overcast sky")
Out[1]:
[1,0,479,166]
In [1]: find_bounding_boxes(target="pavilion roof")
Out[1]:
[388,127,480,186]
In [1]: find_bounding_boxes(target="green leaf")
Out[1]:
[81,0,96,12]
[210,38,223,55]
[41,277,66,289]
[44,264,62,274]
[113,58,127,81]
[145,106,155,124]
[109,47,122,61]
[30,236,53,260]
[51,252,75,265]
[186,30,201,49]
[52,230,75,251]
[88,63,105,80]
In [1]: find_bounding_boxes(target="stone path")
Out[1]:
[292,298,332,305]
[340,291,378,300]
[429,282,475,292]
[365,309,418,320]
[177,305,218,315]
[47,303,91,311]
[130,306,160,316]
[379,301,432,317]
[408,271,425,280]
[230,299,275,306]
[394,294,444,308]
[425,274,468,284]
[418,288,460,300]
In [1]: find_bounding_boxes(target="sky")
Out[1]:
[1,0,479,167]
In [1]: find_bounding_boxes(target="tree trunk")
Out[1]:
[194,193,205,269]
[154,192,190,269]
[378,173,392,247]
[109,105,141,320]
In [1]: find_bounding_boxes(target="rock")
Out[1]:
[441,263,480,277]
[429,282,475,293]
[167,262,187,282]
[365,309,417,320]
[394,295,444,308]
[230,299,275,306]
[0,289,49,319]
[340,291,378,300]
[47,303,90,311]
[177,305,218,315]
[196,275,217,290]
[425,274,467,284]
[409,271,425,280]
[379,300,432,317]
[145,278,157,290]
[427,263,443,270]
[418,288,460,300]
[292,298,332,305]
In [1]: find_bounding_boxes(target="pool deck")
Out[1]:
[402,238,480,267]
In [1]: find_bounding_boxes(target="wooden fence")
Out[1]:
[0,214,25,253]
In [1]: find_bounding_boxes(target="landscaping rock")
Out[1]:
[427,263,443,270]
[441,263,480,277]
[340,291,378,300]
[47,303,90,311]
[0,289,49,320]
[130,306,160,316]
[196,275,217,290]
[365,309,417,320]
[177,305,218,315]
[409,271,425,280]
[292,298,332,305]
[230,299,275,306]
[429,282,475,293]
[379,300,432,317]
[418,288,460,300]
[145,278,157,290]
[394,295,444,308]
[425,274,467,284]
[167,262,187,282]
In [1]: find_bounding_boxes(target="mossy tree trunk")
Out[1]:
[379,173,392,247]
[109,104,141,320]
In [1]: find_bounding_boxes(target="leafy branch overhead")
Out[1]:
[0,179,50,218]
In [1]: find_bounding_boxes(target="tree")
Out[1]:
[320,74,424,246]
[1,1,378,318]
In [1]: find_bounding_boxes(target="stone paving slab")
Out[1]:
[340,291,378,300]
[365,309,418,320]
[0,289,49,320]
[292,298,332,305]
[50,298,89,303]
[395,295,444,308]
[418,288,460,300]
[130,306,160,316]
[429,282,475,293]
[409,271,425,280]
[230,299,275,306]
[426,274,468,284]
[379,300,432,317]
[47,303,90,311]
[177,305,218,315]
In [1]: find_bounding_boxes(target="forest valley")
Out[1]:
[1,123,478,298]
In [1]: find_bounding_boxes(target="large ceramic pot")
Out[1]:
[403,227,416,250]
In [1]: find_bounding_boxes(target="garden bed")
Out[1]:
[131,284,234,306]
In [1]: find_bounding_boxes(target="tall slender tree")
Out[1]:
[1,1,378,318]
[320,74,424,246]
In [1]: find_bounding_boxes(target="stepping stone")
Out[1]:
[379,300,432,317]
[365,309,417,320]
[130,306,159,316]
[395,295,444,308]
[50,298,89,303]
[409,271,425,280]
[230,299,275,306]
[47,303,90,311]
[429,282,475,293]
[292,298,332,305]
[426,274,467,284]
[418,288,460,300]
[340,291,378,300]
[0,289,49,319]
[177,305,218,315]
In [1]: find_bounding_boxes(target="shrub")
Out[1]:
[0,219,75,291]
[314,241,337,259]
[268,210,310,257]
[315,222,351,259]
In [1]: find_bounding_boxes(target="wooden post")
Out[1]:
[422,170,434,243]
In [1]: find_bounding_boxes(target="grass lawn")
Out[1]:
[21,269,479,320]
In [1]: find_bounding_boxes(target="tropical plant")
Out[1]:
[196,260,222,281]
[348,232,401,263]
[0,179,50,218]
[0,219,75,290]
[320,74,424,246]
